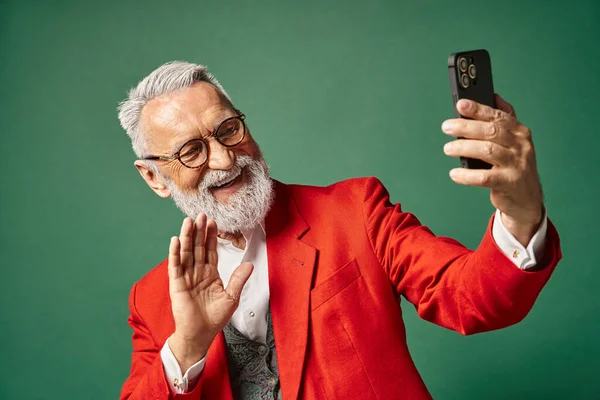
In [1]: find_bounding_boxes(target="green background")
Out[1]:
[1,0,598,398]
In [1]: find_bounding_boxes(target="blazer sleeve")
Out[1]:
[120,283,205,400]
[362,177,562,335]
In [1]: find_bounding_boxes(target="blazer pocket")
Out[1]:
[311,259,361,311]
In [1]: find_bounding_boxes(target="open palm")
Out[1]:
[168,214,253,348]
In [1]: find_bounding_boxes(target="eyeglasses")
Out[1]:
[142,113,247,169]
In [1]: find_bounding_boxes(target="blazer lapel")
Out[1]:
[266,181,317,400]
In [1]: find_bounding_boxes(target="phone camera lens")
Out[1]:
[461,73,470,88]
[459,57,468,72]
[468,64,476,79]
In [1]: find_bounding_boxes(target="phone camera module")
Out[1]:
[458,57,468,72]
[460,73,470,88]
[468,64,476,79]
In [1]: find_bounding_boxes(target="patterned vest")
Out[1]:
[223,310,282,400]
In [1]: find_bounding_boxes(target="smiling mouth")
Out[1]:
[209,169,243,190]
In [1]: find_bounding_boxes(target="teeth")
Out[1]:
[211,171,240,188]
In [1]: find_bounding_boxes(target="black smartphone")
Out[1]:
[448,49,495,169]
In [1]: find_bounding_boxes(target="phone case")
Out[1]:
[448,49,495,170]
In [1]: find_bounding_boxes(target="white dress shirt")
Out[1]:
[161,209,548,393]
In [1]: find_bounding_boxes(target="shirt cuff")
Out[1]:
[492,208,548,270]
[160,338,206,394]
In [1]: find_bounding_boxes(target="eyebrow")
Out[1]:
[169,111,236,154]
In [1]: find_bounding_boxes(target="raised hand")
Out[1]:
[167,214,253,372]
[441,94,544,246]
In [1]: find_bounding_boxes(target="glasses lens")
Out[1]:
[179,140,207,168]
[216,117,245,146]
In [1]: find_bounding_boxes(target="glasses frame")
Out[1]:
[142,113,247,169]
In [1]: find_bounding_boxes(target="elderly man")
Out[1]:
[118,61,561,400]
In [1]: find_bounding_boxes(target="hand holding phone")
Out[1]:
[448,49,495,169]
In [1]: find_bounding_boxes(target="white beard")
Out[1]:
[165,154,274,233]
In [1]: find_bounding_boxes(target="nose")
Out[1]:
[206,139,235,170]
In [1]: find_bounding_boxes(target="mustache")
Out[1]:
[199,155,253,190]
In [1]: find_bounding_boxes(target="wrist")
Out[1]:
[168,332,211,372]
[500,207,543,247]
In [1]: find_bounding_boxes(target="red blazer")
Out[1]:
[120,177,561,400]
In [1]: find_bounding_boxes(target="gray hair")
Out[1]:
[117,61,231,159]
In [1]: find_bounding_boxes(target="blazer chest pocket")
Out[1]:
[311,259,361,311]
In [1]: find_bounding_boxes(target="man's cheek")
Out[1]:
[183,168,207,190]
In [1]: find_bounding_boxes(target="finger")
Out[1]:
[444,139,512,166]
[205,219,218,267]
[449,167,505,188]
[225,262,254,302]
[193,213,207,269]
[168,236,183,280]
[494,93,517,118]
[442,118,514,147]
[179,217,194,271]
[456,99,512,124]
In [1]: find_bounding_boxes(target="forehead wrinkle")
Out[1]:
[144,100,202,156]
[156,103,192,133]
[142,82,236,154]
[177,85,231,131]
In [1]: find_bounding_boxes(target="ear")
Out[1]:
[134,160,172,199]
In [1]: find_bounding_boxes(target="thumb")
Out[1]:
[225,262,254,301]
